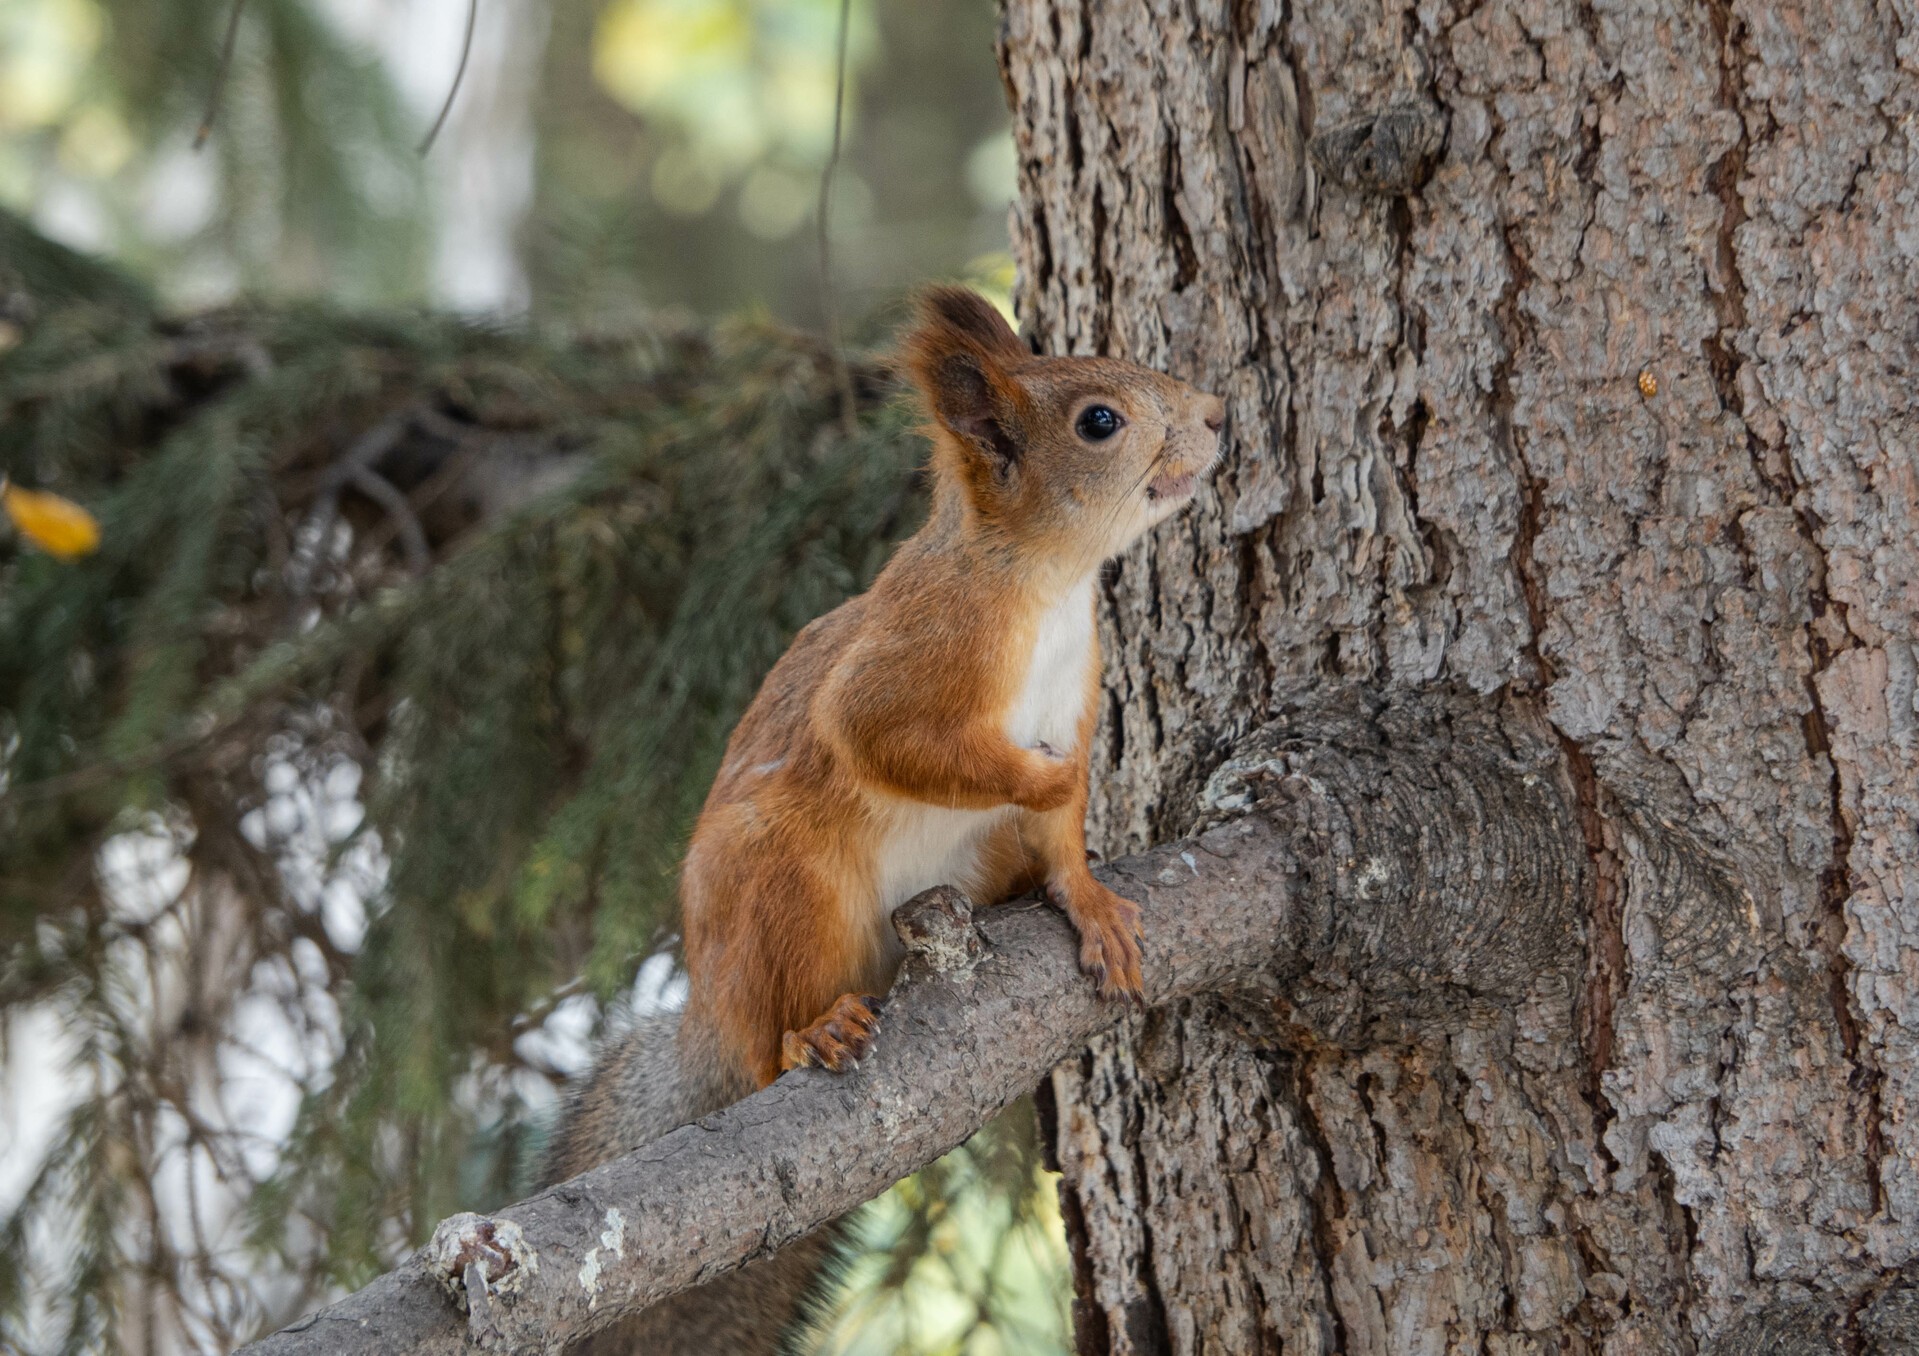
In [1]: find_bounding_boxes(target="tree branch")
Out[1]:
[240,692,1590,1356]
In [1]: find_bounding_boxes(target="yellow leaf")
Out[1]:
[4,482,101,559]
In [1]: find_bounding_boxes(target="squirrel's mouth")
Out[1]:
[1146,470,1197,502]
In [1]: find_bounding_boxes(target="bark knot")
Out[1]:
[893,884,984,975]
[424,1213,537,1321]
[1308,101,1447,196]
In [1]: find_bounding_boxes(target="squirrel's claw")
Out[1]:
[1050,881,1146,1005]
[781,992,881,1074]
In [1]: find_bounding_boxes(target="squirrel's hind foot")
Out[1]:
[780,993,881,1074]
[1049,879,1146,1005]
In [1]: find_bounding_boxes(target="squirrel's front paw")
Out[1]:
[781,993,881,1073]
[1049,881,1145,1004]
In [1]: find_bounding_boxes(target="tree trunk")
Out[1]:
[999,0,1918,1348]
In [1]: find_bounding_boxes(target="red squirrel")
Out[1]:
[677,286,1224,1092]
[546,288,1222,1354]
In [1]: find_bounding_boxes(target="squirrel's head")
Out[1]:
[900,286,1224,572]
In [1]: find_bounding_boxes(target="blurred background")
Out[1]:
[0,0,1017,316]
[0,1,1069,1352]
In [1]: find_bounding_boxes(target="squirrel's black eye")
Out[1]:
[1076,405,1122,441]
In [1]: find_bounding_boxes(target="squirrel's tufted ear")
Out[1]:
[923,350,1024,471]
[900,288,1029,474]
[914,286,1029,365]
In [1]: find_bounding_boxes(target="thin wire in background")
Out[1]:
[418,0,480,155]
[817,0,861,437]
[194,0,249,148]
[195,0,478,157]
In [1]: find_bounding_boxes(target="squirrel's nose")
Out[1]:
[1201,395,1225,433]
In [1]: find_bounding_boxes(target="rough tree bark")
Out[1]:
[1001,0,1917,1349]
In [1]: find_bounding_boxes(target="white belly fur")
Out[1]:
[869,577,1096,919]
[871,802,1009,918]
[1004,575,1097,752]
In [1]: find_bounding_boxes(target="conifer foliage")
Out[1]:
[0,211,934,1350]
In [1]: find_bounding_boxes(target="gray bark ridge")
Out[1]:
[1001,0,1914,1345]
[241,689,1587,1356]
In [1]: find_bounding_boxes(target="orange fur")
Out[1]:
[678,287,1224,1089]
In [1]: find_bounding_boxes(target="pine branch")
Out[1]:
[238,692,1592,1355]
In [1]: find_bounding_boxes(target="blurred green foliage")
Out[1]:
[813,1104,1073,1356]
[0,206,1065,1352]
[0,0,1015,322]
[532,0,1015,322]
[0,2,1055,1349]
[0,0,428,303]
[0,213,872,1283]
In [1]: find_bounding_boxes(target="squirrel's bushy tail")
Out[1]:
[545,1009,841,1356]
